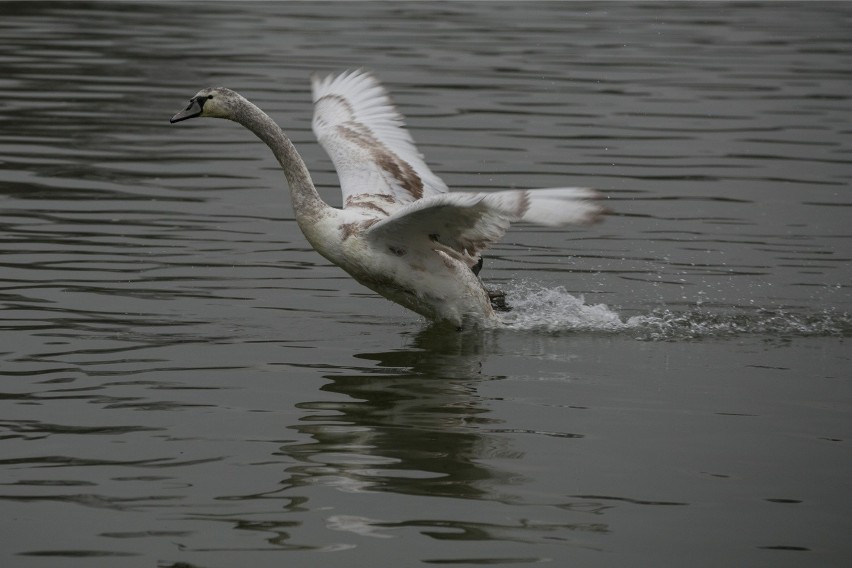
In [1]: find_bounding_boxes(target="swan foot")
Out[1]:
[488,289,511,312]
[471,257,511,311]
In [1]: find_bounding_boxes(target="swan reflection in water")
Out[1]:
[240,328,607,547]
[281,327,511,500]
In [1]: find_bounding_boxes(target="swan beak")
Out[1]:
[170,98,204,123]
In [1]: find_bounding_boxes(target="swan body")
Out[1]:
[171,70,604,327]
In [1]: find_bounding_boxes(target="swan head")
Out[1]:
[170,87,242,123]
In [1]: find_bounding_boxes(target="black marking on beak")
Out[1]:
[170,96,207,123]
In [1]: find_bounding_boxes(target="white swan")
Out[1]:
[171,70,605,327]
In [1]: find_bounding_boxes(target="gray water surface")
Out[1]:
[1,2,850,567]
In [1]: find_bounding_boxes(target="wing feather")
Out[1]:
[366,187,604,267]
[311,70,448,207]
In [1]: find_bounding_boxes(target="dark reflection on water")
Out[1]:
[199,330,613,557]
[2,1,852,566]
[283,329,508,501]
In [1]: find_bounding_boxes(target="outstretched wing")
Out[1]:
[311,70,449,208]
[366,187,604,267]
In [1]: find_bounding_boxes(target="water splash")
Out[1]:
[495,282,851,341]
[496,284,625,334]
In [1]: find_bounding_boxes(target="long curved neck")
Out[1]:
[231,100,329,224]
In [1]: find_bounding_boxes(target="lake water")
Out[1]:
[1,2,850,567]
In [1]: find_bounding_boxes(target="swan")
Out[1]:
[170,70,605,328]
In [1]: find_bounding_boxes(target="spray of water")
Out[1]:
[494,281,851,340]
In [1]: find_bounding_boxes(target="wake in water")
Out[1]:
[494,282,851,340]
